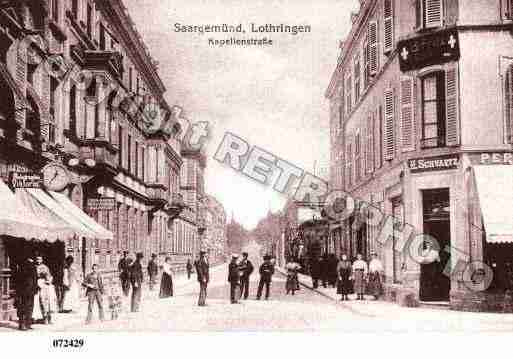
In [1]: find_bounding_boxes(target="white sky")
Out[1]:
[125,0,359,229]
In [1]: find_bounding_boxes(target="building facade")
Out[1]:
[327,0,513,311]
[0,0,201,319]
[203,194,227,265]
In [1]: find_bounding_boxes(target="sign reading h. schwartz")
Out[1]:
[408,154,459,173]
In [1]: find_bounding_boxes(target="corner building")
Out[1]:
[326,0,513,311]
[0,0,200,322]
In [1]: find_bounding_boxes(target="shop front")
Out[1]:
[0,175,113,321]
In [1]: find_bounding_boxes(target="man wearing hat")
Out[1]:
[195,250,209,306]
[256,255,274,300]
[130,252,144,312]
[238,252,254,300]
[228,254,241,304]
[147,253,159,291]
[118,251,131,296]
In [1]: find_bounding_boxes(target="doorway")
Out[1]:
[420,188,451,301]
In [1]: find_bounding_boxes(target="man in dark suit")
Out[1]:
[84,264,104,324]
[130,252,144,312]
[194,251,209,306]
[147,253,159,291]
[14,256,37,330]
[118,251,131,296]
[228,254,241,304]
[238,252,254,300]
[256,255,275,300]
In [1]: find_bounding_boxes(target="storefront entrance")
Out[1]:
[420,189,451,301]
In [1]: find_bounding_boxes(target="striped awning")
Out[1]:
[473,165,513,243]
[0,179,58,240]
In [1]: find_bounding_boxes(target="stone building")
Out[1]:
[326,0,513,311]
[203,194,227,265]
[0,0,201,319]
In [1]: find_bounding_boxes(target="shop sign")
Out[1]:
[87,197,116,211]
[10,171,42,188]
[408,154,459,173]
[472,152,513,165]
[398,28,460,72]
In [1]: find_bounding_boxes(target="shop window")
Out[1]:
[416,0,443,30]
[421,71,445,148]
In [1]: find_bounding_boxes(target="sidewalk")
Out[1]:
[276,266,419,317]
[0,264,225,332]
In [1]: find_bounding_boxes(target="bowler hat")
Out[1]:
[199,250,206,255]
[151,253,157,258]
[263,255,271,260]
[242,252,248,257]
[136,252,144,259]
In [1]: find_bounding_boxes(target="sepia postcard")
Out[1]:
[0,0,513,356]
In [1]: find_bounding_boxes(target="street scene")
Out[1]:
[1,0,513,339]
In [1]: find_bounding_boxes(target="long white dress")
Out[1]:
[62,264,80,312]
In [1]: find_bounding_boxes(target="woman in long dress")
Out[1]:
[33,256,56,324]
[367,252,384,300]
[336,254,352,301]
[62,255,80,313]
[352,253,368,300]
[159,257,174,298]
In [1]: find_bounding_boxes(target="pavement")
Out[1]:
[1,264,513,332]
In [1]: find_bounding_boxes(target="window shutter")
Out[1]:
[374,107,382,169]
[383,0,394,54]
[346,74,352,114]
[346,140,352,187]
[505,65,513,144]
[400,77,415,152]
[339,83,345,129]
[366,114,374,173]
[384,89,395,160]
[368,20,378,75]
[425,0,442,28]
[415,0,422,29]
[445,65,460,146]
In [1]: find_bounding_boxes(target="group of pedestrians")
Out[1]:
[227,253,276,303]
[14,254,81,330]
[333,252,385,301]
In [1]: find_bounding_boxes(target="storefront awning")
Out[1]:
[22,188,97,239]
[473,165,513,243]
[0,179,52,240]
[49,191,113,240]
